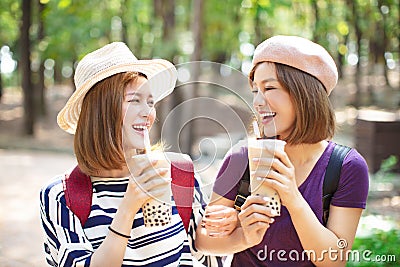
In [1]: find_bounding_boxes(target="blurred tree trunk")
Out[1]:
[311,0,320,44]
[346,0,362,108]
[54,61,62,84]
[0,65,3,102]
[37,0,46,116]
[21,0,34,135]
[182,0,204,155]
[152,0,177,144]
[254,3,262,45]
[336,35,347,79]
[378,0,391,88]
[153,0,176,61]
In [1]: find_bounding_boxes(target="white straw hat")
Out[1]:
[57,42,177,134]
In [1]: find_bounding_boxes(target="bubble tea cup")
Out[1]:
[247,138,286,215]
[131,151,173,227]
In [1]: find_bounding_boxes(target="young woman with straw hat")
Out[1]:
[40,42,219,266]
[196,35,369,266]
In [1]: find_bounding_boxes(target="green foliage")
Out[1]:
[1,0,399,84]
[374,155,399,181]
[0,0,20,50]
[347,229,400,266]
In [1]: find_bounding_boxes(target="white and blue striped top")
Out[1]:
[40,173,220,267]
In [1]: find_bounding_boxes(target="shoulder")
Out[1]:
[331,145,370,208]
[342,147,369,175]
[39,174,66,206]
[220,139,248,167]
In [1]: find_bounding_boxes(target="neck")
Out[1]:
[93,165,131,178]
[285,141,328,166]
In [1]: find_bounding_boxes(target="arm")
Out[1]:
[195,192,275,255]
[40,159,170,266]
[288,197,362,266]
[258,148,368,266]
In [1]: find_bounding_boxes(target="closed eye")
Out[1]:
[127,98,140,103]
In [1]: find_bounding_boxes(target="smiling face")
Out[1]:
[251,62,295,139]
[122,76,156,150]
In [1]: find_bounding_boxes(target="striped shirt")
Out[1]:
[40,172,220,266]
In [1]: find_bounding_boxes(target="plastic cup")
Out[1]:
[247,138,286,215]
[131,152,172,227]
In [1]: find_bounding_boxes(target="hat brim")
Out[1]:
[57,59,177,134]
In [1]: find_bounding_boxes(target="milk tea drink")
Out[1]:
[132,152,173,227]
[247,138,286,215]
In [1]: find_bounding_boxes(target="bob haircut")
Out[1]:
[74,71,146,176]
[249,62,336,145]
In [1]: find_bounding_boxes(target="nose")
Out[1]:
[138,102,154,118]
[253,90,266,108]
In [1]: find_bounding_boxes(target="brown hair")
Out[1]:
[249,62,335,145]
[74,72,144,175]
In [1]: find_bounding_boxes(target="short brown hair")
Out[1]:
[249,62,335,145]
[74,72,143,175]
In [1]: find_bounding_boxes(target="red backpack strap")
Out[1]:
[62,165,92,226]
[169,153,195,233]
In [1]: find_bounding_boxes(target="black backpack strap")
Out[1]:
[234,164,250,211]
[322,144,351,225]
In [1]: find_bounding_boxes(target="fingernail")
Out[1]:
[270,218,275,223]
[256,177,263,181]
[263,196,271,202]
[252,158,260,162]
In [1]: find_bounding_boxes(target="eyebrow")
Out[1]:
[124,92,153,98]
[259,78,278,83]
[252,78,278,87]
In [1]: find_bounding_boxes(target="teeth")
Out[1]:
[132,125,148,130]
[259,112,276,117]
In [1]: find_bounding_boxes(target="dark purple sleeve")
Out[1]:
[213,143,249,201]
[331,148,369,209]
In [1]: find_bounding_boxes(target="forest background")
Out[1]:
[0,0,399,266]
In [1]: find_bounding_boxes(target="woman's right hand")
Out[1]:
[202,205,238,237]
[124,157,171,212]
[238,195,277,247]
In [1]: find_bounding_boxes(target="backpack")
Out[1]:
[63,153,195,232]
[234,143,351,225]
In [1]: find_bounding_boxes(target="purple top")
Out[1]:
[213,141,369,266]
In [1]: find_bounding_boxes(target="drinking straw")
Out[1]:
[252,120,261,139]
[143,128,151,152]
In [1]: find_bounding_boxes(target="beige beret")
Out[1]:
[252,35,338,95]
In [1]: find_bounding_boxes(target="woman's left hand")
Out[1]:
[251,149,301,210]
[201,205,238,237]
